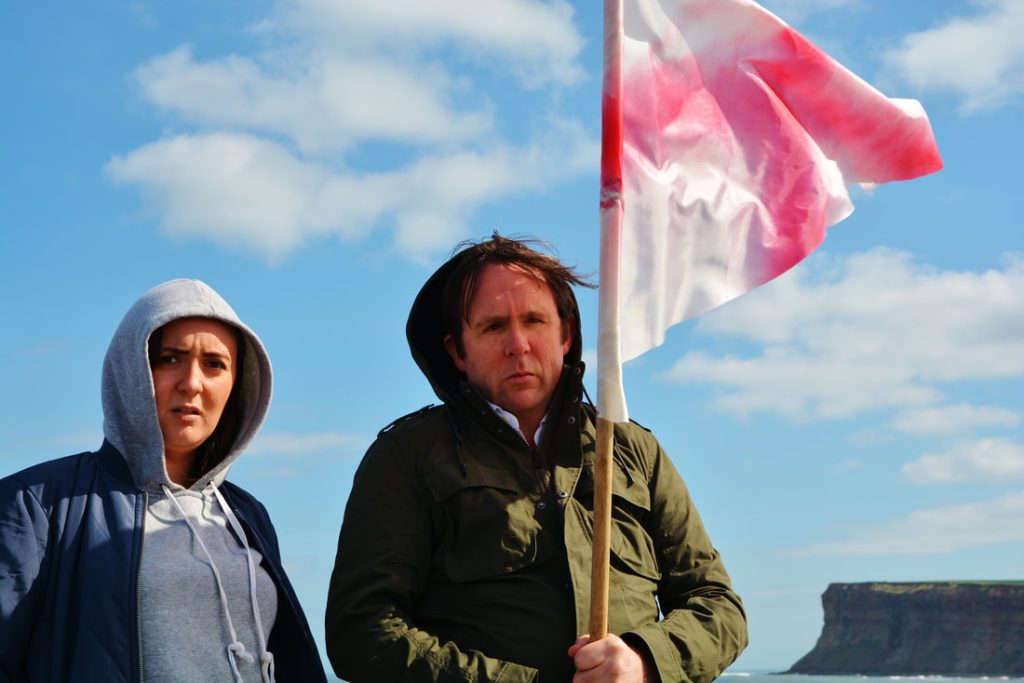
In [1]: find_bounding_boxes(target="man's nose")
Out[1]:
[505,324,530,356]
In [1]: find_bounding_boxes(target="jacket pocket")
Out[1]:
[609,477,660,582]
[577,461,661,582]
[424,464,540,582]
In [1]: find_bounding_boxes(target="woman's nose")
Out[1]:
[177,361,203,393]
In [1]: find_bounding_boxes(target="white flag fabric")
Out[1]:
[597,0,943,422]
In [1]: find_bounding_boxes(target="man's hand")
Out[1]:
[568,634,649,682]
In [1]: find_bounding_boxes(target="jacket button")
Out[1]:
[567,416,576,425]
[537,501,547,510]
[557,491,568,499]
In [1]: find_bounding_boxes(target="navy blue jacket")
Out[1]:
[0,442,327,683]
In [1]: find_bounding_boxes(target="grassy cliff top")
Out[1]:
[831,581,1024,594]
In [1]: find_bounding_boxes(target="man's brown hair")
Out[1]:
[442,232,594,358]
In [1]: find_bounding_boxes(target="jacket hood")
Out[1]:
[101,278,272,492]
[406,250,584,402]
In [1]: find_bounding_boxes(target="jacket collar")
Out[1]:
[94,439,143,490]
[446,361,587,459]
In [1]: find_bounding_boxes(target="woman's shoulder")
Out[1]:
[0,451,108,521]
[2,450,94,489]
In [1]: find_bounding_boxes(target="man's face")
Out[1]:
[445,263,572,437]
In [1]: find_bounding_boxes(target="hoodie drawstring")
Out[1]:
[161,485,275,683]
[212,484,276,683]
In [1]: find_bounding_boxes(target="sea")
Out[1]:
[328,675,1024,682]
[722,674,1024,683]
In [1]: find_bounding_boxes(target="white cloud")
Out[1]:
[134,47,493,154]
[788,491,1024,556]
[278,0,585,86]
[832,459,863,474]
[891,404,1020,436]
[884,0,1024,113]
[112,0,594,260]
[107,133,329,257]
[43,429,105,448]
[666,249,1024,421]
[247,430,369,457]
[107,126,596,260]
[902,438,1024,485]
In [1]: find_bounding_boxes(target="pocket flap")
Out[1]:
[425,462,529,501]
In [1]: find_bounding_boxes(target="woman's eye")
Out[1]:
[159,354,178,365]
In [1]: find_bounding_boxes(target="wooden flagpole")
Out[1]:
[590,0,623,641]
[589,417,616,639]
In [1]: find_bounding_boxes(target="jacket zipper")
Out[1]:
[136,491,148,683]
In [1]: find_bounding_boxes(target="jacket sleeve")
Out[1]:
[621,439,749,683]
[0,476,48,682]
[325,436,538,683]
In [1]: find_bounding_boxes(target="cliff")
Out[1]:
[787,581,1024,676]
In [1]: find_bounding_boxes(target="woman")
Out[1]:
[0,279,327,683]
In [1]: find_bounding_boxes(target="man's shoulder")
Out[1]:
[375,403,448,439]
[587,411,667,483]
[350,404,458,498]
[619,418,658,446]
[361,403,456,467]
[579,403,658,446]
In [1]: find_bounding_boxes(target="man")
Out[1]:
[327,234,747,682]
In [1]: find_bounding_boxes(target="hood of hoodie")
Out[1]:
[406,251,584,404]
[101,279,272,492]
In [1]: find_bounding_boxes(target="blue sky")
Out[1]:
[2,0,1022,673]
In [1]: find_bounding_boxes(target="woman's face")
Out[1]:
[151,318,238,476]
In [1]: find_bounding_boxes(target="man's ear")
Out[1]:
[443,334,467,372]
[561,322,573,357]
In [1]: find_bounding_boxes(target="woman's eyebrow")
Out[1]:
[159,346,230,360]
[159,345,188,354]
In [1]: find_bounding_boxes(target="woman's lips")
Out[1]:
[171,406,202,421]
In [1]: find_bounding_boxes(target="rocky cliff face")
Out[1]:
[788,582,1024,676]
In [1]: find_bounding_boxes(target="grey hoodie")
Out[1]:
[102,279,278,683]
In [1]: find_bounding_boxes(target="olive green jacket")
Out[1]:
[326,372,746,682]
[326,251,746,682]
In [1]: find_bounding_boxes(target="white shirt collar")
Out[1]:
[486,401,547,447]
